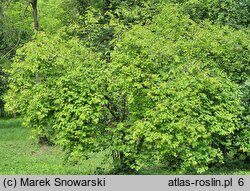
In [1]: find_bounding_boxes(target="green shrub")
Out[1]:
[5,3,249,173]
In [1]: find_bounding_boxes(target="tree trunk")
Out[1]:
[31,0,50,145]
[31,0,38,34]
[31,0,40,83]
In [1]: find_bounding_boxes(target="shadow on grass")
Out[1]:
[0,118,22,129]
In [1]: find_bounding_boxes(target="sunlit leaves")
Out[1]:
[4,1,250,174]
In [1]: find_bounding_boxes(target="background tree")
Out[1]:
[0,0,76,118]
[0,0,34,117]
[171,0,250,29]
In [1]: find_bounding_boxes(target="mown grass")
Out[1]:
[0,118,249,175]
[0,118,111,175]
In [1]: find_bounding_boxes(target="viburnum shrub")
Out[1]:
[104,4,244,173]
[5,3,249,173]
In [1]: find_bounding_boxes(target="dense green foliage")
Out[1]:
[172,0,250,28]
[102,4,249,172]
[2,0,250,173]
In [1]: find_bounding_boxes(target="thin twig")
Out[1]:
[0,2,30,61]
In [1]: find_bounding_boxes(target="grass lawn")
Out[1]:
[0,118,111,174]
[0,118,249,175]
